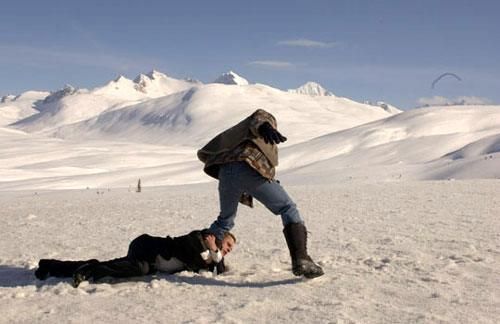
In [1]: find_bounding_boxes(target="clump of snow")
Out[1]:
[288,81,334,97]
[213,71,249,85]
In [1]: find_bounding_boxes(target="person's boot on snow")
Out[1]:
[283,223,323,278]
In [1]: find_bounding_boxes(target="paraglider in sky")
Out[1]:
[431,73,462,89]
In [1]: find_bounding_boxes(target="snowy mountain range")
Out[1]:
[6,70,397,144]
[0,69,498,190]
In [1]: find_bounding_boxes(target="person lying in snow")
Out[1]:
[35,230,236,287]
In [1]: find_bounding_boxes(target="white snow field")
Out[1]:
[0,182,499,323]
[0,71,499,323]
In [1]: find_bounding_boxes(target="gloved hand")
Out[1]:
[258,122,287,145]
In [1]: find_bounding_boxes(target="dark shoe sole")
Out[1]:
[303,269,324,279]
[293,260,324,279]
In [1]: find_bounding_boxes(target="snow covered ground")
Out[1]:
[1,71,499,323]
[1,181,499,323]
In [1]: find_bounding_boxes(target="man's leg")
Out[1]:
[233,162,302,225]
[209,162,245,241]
[72,235,166,287]
[237,163,324,278]
[35,259,99,280]
[72,257,148,288]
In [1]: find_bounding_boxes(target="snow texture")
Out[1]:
[0,70,499,323]
[0,182,499,323]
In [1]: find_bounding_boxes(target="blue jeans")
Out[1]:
[209,161,304,240]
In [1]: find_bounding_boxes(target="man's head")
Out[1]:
[220,232,236,256]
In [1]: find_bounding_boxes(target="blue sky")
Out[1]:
[1,0,499,108]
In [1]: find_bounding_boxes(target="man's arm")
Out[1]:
[248,109,287,145]
[248,109,277,137]
[201,234,223,263]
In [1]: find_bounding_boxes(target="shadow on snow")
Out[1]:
[0,265,302,289]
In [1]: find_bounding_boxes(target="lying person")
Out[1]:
[35,229,236,287]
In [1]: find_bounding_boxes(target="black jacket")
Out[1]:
[127,230,226,274]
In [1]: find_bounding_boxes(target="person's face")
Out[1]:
[221,236,235,256]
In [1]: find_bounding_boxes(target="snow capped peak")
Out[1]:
[213,71,249,85]
[131,70,196,97]
[133,73,150,84]
[1,94,16,103]
[146,70,168,80]
[43,84,78,104]
[100,75,135,89]
[113,75,132,83]
[92,76,138,99]
[288,82,334,97]
[133,74,153,93]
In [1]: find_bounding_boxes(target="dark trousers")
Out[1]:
[36,234,170,280]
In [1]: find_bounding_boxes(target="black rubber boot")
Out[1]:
[35,259,99,280]
[283,223,324,279]
[72,257,146,288]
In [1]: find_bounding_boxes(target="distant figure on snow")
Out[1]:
[35,230,236,287]
[198,109,323,278]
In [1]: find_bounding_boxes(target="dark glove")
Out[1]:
[257,122,287,145]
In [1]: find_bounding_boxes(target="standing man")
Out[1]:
[198,109,323,278]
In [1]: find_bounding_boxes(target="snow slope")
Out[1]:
[279,105,500,183]
[48,83,394,146]
[0,126,199,191]
[0,104,498,191]
[0,91,49,126]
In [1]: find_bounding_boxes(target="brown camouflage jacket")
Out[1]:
[197,109,279,207]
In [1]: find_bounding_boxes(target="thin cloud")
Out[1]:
[0,44,157,72]
[248,60,295,69]
[277,39,337,48]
